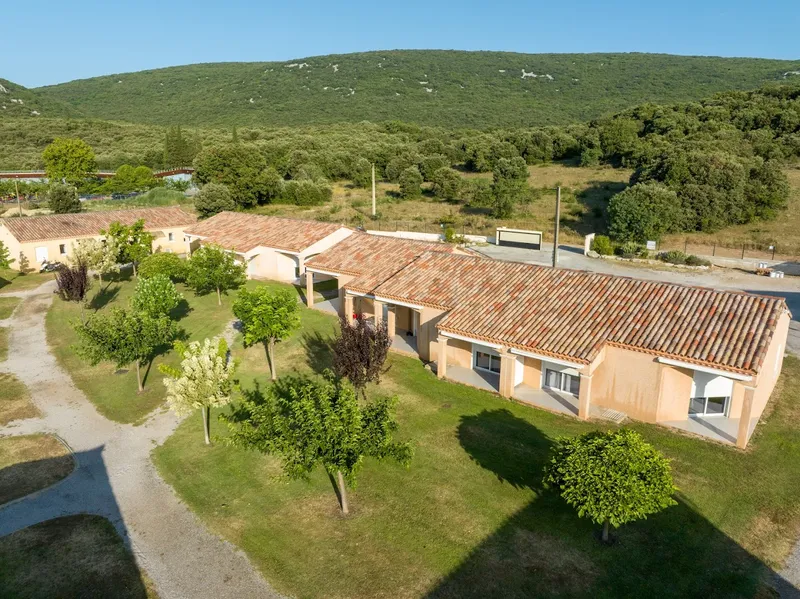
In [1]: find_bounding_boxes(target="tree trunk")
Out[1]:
[216,286,222,306]
[133,262,137,277]
[337,470,349,515]
[602,519,610,543]
[202,406,210,445]
[99,272,103,284]
[268,338,276,381]
[135,360,143,392]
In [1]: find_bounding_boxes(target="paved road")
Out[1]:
[0,286,281,599]
[475,243,800,358]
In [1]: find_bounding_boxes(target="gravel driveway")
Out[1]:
[0,284,282,599]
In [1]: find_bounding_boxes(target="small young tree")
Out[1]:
[55,263,90,321]
[194,182,235,218]
[430,167,463,201]
[0,241,15,269]
[73,308,177,392]
[232,286,300,380]
[47,183,81,214]
[224,373,412,514]
[130,274,183,318]
[102,219,154,276]
[186,244,246,306]
[137,252,188,282]
[398,166,423,199]
[69,238,121,283]
[543,429,677,543]
[333,315,392,398]
[42,137,96,185]
[159,337,235,445]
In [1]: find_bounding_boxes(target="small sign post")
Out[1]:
[646,240,657,251]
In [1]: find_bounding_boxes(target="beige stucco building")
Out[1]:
[307,246,790,449]
[0,206,196,270]
[183,212,352,283]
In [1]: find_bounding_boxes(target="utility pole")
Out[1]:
[15,180,21,217]
[371,163,376,217]
[552,186,561,268]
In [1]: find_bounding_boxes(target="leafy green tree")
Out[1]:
[493,156,528,182]
[223,373,412,514]
[232,286,300,380]
[419,154,449,181]
[105,164,158,193]
[0,241,15,269]
[608,182,685,242]
[102,220,154,276]
[73,308,177,392]
[351,157,372,188]
[46,183,81,214]
[42,138,96,185]
[543,429,677,543]
[164,126,199,167]
[130,274,183,318]
[137,253,188,282]
[280,180,332,206]
[430,167,462,201]
[160,337,235,445]
[193,144,271,207]
[398,166,423,199]
[186,244,246,306]
[194,182,235,218]
[490,157,528,218]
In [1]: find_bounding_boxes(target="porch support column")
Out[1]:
[437,336,448,379]
[374,300,384,325]
[736,386,756,449]
[578,373,593,420]
[386,307,396,339]
[305,271,314,308]
[498,348,515,398]
[344,294,354,325]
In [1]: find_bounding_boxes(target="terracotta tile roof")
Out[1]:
[373,252,788,375]
[1,207,196,243]
[305,233,457,293]
[184,212,348,253]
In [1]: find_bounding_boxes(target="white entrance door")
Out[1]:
[514,356,525,386]
[35,247,48,264]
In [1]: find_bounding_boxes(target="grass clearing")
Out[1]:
[0,327,7,362]
[0,269,52,294]
[0,434,74,505]
[0,514,158,598]
[0,297,21,320]
[0,373,38,425]
[154,291,800,598]
[46,269,266,424]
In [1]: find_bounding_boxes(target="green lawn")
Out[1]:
[0,372,38,425]
[0,434,74,505]
[0,297,20,320]
[0,269,52,294]
[46,269,255,424]
[0,515,157,598]
[0,327,7,362]
[153,296,800,598]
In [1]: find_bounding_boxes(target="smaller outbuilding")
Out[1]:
[183,212,353,282]
[0,206,196,269]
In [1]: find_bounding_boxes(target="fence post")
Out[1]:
[772,245,776,260]
[741,244,745,260]
[684,240,688,253]
[712,243,716,257]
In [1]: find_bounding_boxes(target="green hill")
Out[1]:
[35,51,800,129]
[0,78,77,120]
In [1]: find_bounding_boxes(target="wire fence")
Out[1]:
[657,239,800,263]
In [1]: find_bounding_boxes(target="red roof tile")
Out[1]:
[373,252,787,375]
[184,212,348,253]
[1,207,195,243]
[305,233,457,293]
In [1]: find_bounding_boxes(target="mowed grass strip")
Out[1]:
[0,297,21,320]
[0,515,158,598]
[0,269,52,294]
[0,434,74,505]
[0,327,7,362]
[154,294,800,599]
[0,373,38,425]
[45,269,254,424]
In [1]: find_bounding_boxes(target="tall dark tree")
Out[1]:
[55,262,90,321]
[333,316,392,397]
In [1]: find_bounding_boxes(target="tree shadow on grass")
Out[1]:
[168,298,192,322]
[89,285,121,312]
[300,331,335,374]
[427,408,794,599]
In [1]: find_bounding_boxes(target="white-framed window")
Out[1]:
[474,349,501,374]
[59,244,67,255]
[541,361,581,396]
[690,372,732,417]
[168,232,174,241]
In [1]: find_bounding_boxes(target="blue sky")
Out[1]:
[3,0,798,87]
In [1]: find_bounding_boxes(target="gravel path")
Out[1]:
[0,286,282,599]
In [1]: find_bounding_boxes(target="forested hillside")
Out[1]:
[0,78,75,120]
[34,51,800,128]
